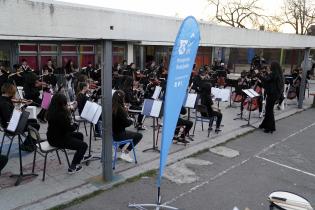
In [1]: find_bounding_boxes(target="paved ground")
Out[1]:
[65,108,315,210]
[0,82,314,210]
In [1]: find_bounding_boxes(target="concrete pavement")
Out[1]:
[0,83,315,210]
[65,108,315,210]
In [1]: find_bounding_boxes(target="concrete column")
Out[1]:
[127,43,134,64]
[140,45,144,70]
[298,48,310,109]
[280,49,284,65]
[101,40,113,181]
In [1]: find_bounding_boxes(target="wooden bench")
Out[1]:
[310,93,315,108]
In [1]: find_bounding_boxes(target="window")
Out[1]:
[62,56,78,68]
[80,45,94,54]
[80,54,95,67]
[40,44,58,53]
[40,56,57,70]
[19,44,38,53]
[61,45,77,53]
[18,56,38,70]
[112,45,126,65]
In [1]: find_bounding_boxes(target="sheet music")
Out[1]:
[211,87,231,102]
[184,93,197,108]
[141,99,162,117]
[141,99,154,116]
[150,100,162,118]
[7,109,22,132]
[81,101,97,122]
[242,89,259,98]
[92,105,102,125]
[248,89,260,97]
[152,86,162,100]
[25,106,37,119]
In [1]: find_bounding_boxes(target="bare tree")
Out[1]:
[208,0,266,29]
[280,0,315,34]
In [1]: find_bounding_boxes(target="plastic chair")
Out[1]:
[192,104,215,137]
[112,139,137,170]
[28,126,70,181]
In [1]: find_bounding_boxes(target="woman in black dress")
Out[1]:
[259,61,284,133]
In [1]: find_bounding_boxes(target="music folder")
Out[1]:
[80,101,102,125]
[7,110,30,134]
[141,99,162,118]
[242,89,259,98]
[184,93,198,108]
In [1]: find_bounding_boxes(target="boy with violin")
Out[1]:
[0,83,40,152]
[22,65,47,123]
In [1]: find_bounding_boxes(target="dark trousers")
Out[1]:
[137,114,144,125]
[278,94,285,106]
[211,111,222,129]
[23,119,40,147]
[53,132,87,167]
[176,118,193,136]
[114,131,142,151]
[37,108,47,120]
[0,155,8,172]
[260,95,277,131]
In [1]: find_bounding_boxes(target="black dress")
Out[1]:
[259,72,281,132]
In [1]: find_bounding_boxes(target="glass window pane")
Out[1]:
[19,44,38,53]
[80,45,94,53]
[40,56,57,70]
[40,44,58,53]
[80,54,95,67]
[62,56,78,67]
[61,45,77,53]
[19,56,38,72]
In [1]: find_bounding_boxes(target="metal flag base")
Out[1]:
[128,203,179,210]
[128,187,179,210]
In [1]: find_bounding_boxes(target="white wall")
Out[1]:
[0,0,315,49]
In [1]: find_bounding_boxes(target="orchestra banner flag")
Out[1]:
[157,16,200,187]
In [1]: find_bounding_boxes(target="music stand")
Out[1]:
[233,91,248,121]
[225,79,236,109]
[240,89,259,128]
[141,99,162,153]
[80,101,102,165]
[184,93,198,139]
[6,110,38,186]
[211,87,230,109]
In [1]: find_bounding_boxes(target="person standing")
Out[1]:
[259,61,284,133]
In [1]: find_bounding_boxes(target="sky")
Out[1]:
[56,0,292,32]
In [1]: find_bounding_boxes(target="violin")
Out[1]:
[12,98,33,105]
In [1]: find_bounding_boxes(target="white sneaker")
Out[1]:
[120,152,134,163]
